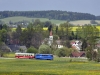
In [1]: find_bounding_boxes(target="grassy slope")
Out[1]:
[1,16,100,25]
[0,58,100,75]
[1,16,66,25]
[1,16,33,23]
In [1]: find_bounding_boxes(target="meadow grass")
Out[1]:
[5,53,15,58]
[1,16,100,25]
[0,57,100,75]
[70,20,91,25]
[1,16,66,25]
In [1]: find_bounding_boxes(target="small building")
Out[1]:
[57,45,63,48]
[7,45,20,52]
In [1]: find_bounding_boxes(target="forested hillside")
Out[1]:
[0,10,99,20]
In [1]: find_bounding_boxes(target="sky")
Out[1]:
[0,0,100,16]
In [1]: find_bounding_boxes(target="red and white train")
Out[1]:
[15,53,35,59]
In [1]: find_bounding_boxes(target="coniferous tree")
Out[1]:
[81,39,87,51]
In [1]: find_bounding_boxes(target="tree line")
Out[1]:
[0,10,99,20]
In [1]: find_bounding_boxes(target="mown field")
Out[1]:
[0,57,100,75]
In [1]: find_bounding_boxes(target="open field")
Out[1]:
[1,16,100,25]
[70,20,91,25]
[0,57,100,75]
[0,16,66,25]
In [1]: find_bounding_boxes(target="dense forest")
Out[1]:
[0,10,100,20]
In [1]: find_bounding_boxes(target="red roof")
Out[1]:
[71,51,85,57]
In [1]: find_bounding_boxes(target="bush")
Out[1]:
[39,44,51,54]
[27,46,38,53]
[55,47,67,57]
[55,47,73,57]
[95,50,100,62]
[0,51,4,57]
[85,46,93,61]
[53,35,59,40]
[86,51,92,61]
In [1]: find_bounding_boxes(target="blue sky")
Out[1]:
[0,0,100,16]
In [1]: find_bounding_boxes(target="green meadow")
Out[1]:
[1,16,66,25]
[1,16,100,25]
[0,57,100,75]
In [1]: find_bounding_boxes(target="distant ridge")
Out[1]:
[0,10,100,20]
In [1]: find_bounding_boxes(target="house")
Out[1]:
[57,45,63,48]
[7,45,20,52]
[71,40,82,51]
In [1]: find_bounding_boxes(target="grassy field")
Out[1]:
[0,57,100,75]
[0,16,66,25]
[1,16,100,25]
[70,20,91,25]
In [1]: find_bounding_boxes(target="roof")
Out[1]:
[1,45,11,52]
[70,51,85,57]
[15,53,34,55]
[7,45,20,52]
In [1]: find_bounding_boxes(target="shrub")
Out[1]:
[86,51,92,61]
[55,47,67,57]
[0,51,4,57]
[85,46,93,61]
[95,49,100,62]
[39,44,51,54]
[53,35,59,40]
[55,47,73,57]
[27,46,38,53]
